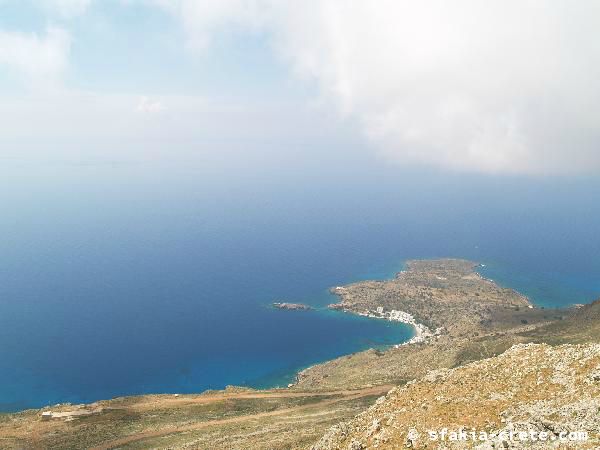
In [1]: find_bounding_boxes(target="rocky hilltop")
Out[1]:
[313,343,600,449]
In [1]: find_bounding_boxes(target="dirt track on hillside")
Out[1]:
[91,385,393,450]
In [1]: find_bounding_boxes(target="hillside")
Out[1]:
[312,343,600,449]
[520,299,600,344]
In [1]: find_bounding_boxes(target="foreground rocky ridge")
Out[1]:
[312,343,600,449]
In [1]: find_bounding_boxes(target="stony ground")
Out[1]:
[0,386,391,449]
[312,343,600,449]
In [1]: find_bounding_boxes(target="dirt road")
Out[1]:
[91,385,393,449]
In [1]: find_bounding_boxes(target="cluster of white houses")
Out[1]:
[375,306,415,323]
[331,286,442,347]
[371,306,418,325]
[353,306,441,347]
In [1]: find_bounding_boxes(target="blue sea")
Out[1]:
[1,159,599,412]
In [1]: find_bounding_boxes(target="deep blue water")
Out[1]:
[0,160,599,412]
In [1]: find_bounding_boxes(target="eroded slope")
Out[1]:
[313,343,600,449]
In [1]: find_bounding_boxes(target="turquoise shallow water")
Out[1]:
[0,162,598,412]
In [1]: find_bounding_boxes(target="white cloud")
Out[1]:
[0,26,71,85]
[3,0,599,174]
[147,0,268,50]
[136,96,164,113]
[154,0,600,174]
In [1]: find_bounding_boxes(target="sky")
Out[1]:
[1,0,599,174]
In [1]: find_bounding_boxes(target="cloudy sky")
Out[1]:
[1,0,599,174]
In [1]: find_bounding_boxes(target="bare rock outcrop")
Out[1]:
[312,343,600,449]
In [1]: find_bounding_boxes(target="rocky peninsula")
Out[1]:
[328,259,531,337]
[295,259,563,391]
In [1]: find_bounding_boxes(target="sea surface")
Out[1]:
[1,160,599,411]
